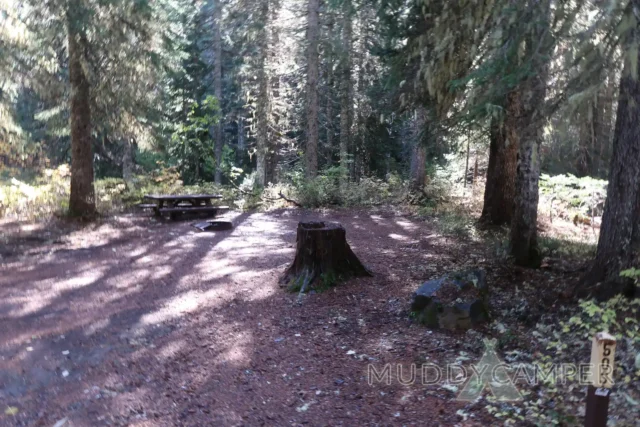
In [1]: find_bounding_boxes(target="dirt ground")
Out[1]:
[0,208,570,426]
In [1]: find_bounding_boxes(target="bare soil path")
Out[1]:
[1,208,497,426]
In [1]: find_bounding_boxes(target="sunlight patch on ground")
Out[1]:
[214,331,253,367]
[55,268,105,291]
[157,339,187,359]
[394,219,419,231]
[6,267,106,317]
[127,245,149,258]
[149,265,173,281]
[138,288,229,326]
[107,270,150,289]
[239,283,277,302]
[93,283,145,306]
[196,262,245,284]
[84,317,111,336]
[388,233,409,241]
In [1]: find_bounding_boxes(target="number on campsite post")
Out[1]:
[585,332,616,427]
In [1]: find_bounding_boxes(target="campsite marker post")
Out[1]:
[585,332,616,427]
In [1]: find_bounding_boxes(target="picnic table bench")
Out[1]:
[142,194,228,219]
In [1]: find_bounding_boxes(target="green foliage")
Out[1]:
[292,167,408,208]
[0,166,70,219]
[433,211,474,238]
[168,95,221,183]
[0,163,239,220]
[487,295,640,426]
[540,174,607,213]
[135,149,167,173]
[621,268,640,282]
[293,166,342,207]
[318,271,339,292]
[538,236,596,259]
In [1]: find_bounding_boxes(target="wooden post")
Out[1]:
[585,332,616,427]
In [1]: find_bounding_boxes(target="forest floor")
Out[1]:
[0,207,583,426]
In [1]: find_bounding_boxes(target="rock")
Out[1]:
[411,268,489,330]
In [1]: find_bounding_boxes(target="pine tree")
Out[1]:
[255,0,271,187]
[339,0,354,188]
[213,0,224,184]
[510,0,553,267]
[582,0,640,297]
[305,0,320,178]
[409,107,427,189]
[67,3,96,216]
[480,94,517,226]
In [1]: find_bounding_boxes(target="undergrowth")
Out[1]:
[485,272,640,426]
[0,165,236,220]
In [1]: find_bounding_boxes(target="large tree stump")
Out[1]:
[280,221,372,292]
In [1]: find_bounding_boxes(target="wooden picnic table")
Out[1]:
[142,194,226,219]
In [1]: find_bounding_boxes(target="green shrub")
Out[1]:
[485,294,640,426]
[0,165,70,219]
[0,164,240,220]
[135,149,166,172]
[292,167,408,208]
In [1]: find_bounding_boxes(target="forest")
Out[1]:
[1,0,640,426]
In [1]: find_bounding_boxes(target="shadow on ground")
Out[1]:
[1,208,492,426]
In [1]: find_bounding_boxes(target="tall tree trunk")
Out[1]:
[339,0,353,188]
[255,0,270,187]
[325,13,335,167]
[410,107,427,189]
[238,115,245,153]
[122,138,135,190]
[576,97,596,177]
[481,94,518,226]
[326,69,334,166]
[354,6,370,182]
[213,0,224,184]
[510,1,551,267]
[305,0,320,178]
[590,96,601,177]
[68,12,96,217]
[599,69,616,178]
[265,0,281,184]
[582,4,640,297]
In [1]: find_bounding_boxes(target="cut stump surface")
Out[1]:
[280,221,372,292]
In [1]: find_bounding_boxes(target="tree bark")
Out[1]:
[339,0,353,188]
[510,1,551,267]
[599,68,616,177]
[68,11,96,217]
[576,98,596,177]
[266,1,280,184]
[410,107,427,190]
[305,0,320,178]
[354,6,370,182]
[280,221,372,292]
[255,0,270,187]
[581,2,640,297]
[325,12,335,167]
[481,94,518,226]
[213,0,224,184]
[122,138,135,190]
